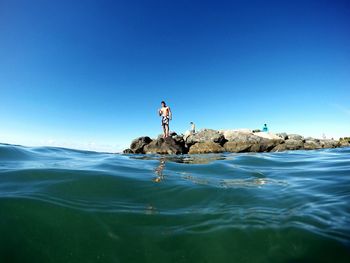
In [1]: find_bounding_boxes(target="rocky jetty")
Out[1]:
[123,129,347,154]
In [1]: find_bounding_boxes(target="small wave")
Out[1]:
[1,143,350,261]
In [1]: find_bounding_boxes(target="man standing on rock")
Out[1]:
[158,101,172,138]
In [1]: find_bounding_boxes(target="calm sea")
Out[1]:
[0,143,349,262]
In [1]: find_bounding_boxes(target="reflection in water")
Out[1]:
[153,158,166,183]
[131,153,228,165]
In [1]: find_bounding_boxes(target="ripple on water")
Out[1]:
[1,144,350,262]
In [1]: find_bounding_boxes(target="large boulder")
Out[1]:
[186,129,225,146]
[304,140,322,150]
[271,143,287,152]
[271,139,304,152]
[143,137,185,154]
[320,139,339,149]
[339,138,350,147]
[224,141,252,152]
[224,131,260,143]
[224,137,282,153]
[288,134,304,141]
[276,133,288,140]
[305,137,320,143]
[223,131,283,152]
[130,136,152,153]
[188,142,224,154]
[220,129,251,140]
[284,139,304,150]
[254,132,284,140]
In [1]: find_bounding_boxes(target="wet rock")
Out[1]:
[188,142,224,154]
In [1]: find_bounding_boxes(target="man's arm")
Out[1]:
[168,107,172,120]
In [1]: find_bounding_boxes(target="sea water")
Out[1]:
[0,143,349,262]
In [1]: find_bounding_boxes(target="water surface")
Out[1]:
[1,143,350,262]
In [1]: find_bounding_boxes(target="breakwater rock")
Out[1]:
[123,129,345,154]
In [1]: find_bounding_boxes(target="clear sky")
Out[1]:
[0,0,349,152]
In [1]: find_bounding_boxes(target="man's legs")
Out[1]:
[162,124,166,138]
[165,124,169,137]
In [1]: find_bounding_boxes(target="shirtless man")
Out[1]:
[158,101,172,138]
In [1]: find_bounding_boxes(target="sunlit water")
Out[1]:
[1,143,350,262]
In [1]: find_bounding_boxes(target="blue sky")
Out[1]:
[0,0,349,152]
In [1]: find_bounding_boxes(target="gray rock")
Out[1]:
[144,137,185,154]
[224,141,252,153]
[271,143,287,152]
[224,132,284,152]
[288,134,304,141]
[130,136,152,153]
[225,132,262,143]
[320,139,339,149]
[272,140,304,152]
[188,142,224,154]
[304,140,321,150]
[224,137,282,153]
[305,137,320,143]
[186,129,225,146]
[285,139,304,150]
[339,140,350,147]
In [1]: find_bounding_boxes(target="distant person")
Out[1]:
[262,124,268,132]
[158,101,172,138]
[190,122,196,134]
